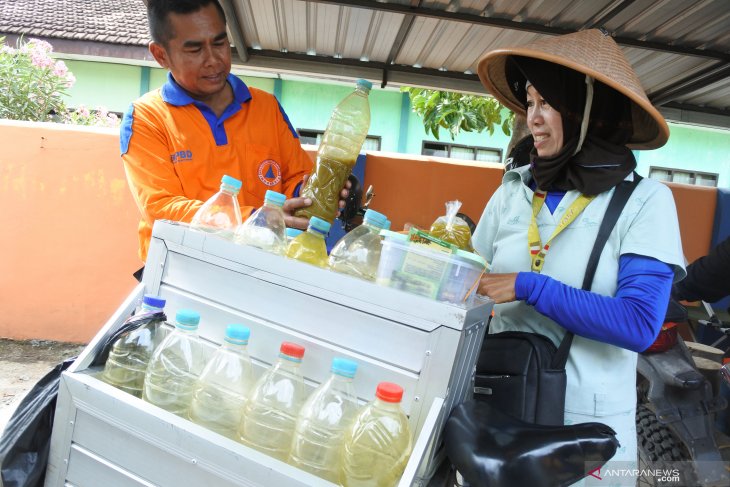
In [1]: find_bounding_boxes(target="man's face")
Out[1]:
[150,3,231,102]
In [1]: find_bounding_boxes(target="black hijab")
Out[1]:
[506,56,636,195]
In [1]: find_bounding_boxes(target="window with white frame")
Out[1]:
[422,141,502,163]
[649,167,718,187]
[297,129,381,151]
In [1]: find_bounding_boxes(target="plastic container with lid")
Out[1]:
[376,237,487,304]
[341,382,413,487]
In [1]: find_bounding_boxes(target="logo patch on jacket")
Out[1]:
[258,159,282,187]
[170,150,193,163]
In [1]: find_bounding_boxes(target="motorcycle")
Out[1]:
[636,299,730,486]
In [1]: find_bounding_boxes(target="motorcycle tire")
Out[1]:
[636,404,697,486]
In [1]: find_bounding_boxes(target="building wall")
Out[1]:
[59,57,729,188]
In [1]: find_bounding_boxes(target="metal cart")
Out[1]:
[45,220,492,486]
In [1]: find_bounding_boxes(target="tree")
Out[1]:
[401,87,513,141]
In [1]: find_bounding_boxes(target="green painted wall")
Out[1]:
[55,58,730,188]
[636,123,730,188]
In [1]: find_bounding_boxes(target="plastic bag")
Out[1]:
[429,200,474,251]
[89,310,166,368]
[0,357,75,487]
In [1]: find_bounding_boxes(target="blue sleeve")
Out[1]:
[514,254,674,352]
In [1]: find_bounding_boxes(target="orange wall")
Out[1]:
[0,121,140,343]
[0,122,717,342]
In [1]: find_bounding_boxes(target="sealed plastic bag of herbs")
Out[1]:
[429,200,475,252]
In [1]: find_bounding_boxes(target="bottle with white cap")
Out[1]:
[188,324,255,440]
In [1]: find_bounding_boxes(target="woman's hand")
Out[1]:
[478,273,519,303]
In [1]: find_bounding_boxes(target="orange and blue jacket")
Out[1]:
[121,73,312,261]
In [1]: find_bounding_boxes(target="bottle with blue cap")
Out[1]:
[286,216,331,268]
[329,209,388,281]
[295,78,373,223]
[143,309,206,417]
[288,357,359,483]
[239,341,308,462]
[285,227,303,244]
[188,324,255,439]
[234,190,287,255]
[101,294,167,398]
[190,174,243,239]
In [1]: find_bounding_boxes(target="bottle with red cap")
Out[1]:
[238,341,308,461]
[341,382,413,487]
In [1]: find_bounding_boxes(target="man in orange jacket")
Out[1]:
[121,0,346,264]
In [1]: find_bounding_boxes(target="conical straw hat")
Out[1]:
[477,29,669,150]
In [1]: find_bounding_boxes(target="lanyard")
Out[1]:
[528,190,595,273]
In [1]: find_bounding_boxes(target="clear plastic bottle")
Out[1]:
[142,309,206,418]
[341,382,413,487]
[288,357,359,482]
[235,190,287,255]
[101,294,166,398]
[188,324,255,440]
[286,216,331,268]
[190,175,242,239]
[239,342,308,462]
[285,227,303,244]
[295,79,372,223]
[330,209,388,281]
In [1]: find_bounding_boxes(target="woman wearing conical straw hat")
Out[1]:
[474,29,686,476]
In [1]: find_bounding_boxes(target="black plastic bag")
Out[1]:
[0,357,75,487]
[89,310,166,368]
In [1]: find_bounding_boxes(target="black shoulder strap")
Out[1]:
[551,173,643,369]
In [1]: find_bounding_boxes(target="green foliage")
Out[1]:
[0,37,119,127]
[401,87,513,140]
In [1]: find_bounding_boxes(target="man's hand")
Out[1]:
[477,273,518,304]
[283,196,313,230]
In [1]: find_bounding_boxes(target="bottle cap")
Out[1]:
[264,190,286,207]
[356,79,373,91]
[175,309,200,329]
[363,209,387,229]
[331,357,358,378]
[225,324,250,345]
[280,342,305,361]
[375,382,404,403]
[380,229,408,242]
[221,175,243,191]
[308,216,331,235]
[142,294,166,309]
[286,228,303,238]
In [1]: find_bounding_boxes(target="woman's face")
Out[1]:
[526,85,564,158]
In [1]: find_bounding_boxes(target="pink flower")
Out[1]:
[26,39,53,54]
[64,72,76,88]
[77,105,90,118]
[53,60,68,77]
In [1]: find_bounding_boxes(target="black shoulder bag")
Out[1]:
[474,175,642,425]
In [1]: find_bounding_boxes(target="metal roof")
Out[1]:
[224,0,730,128]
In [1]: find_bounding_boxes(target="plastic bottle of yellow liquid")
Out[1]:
[234,190,287,255]
[288,357,359,482]
[341,382,413,487]
[188,324,255,440]
[101,294,167,398]
[295,79,372,223]
[285,227,303,245]
[286,216,331,268]
[190,175,242,239]
[329,209,388,279]
[239,342,308,462]
[142,309,206,418]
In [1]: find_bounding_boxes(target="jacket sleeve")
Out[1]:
[674,236,730,302]
[121,102,204,226]
[274,100,313,198]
